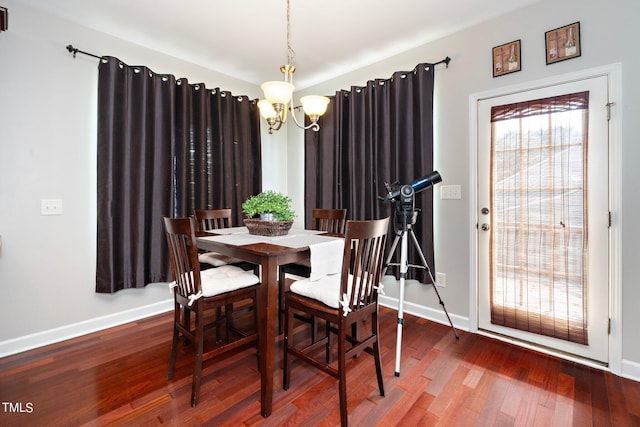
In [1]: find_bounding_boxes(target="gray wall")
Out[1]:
[289,0,640,378]
[0,0,283,351]
[1,0,638,380]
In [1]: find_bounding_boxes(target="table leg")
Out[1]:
[259,257,278,417]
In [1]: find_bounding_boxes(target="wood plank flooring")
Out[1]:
[1,306,639,426]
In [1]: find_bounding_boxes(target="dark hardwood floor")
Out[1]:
[1,305,639,426]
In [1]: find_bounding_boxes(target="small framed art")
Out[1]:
[0,7,7,32]
[545,22,581,64]
[493,40,521,77]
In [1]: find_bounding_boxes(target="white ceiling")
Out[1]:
[25,0,542,89]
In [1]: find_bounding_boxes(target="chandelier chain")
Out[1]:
[286,0,295,66]
[258,0,328,134]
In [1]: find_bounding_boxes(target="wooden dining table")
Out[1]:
[196,227,342,418]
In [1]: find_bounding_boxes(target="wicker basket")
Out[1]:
[244,218,293,237]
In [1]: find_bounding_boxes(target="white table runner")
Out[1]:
[200,227,340,249]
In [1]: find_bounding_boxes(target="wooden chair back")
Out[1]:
[339,217,390,314]
[310,208,347,235]
[163,217,201,299]
[193,208,233,235]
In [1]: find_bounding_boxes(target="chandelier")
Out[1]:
[258,0,330,134]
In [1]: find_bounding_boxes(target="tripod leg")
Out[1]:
[408,230,460,339]
[382,233,401,277]
[395,278,405,376]
[394,231,408,376]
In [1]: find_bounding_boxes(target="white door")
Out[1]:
[477,76,609,363]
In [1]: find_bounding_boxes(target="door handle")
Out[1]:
[481,223,490,231]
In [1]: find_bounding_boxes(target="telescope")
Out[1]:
[382,170,442,203]
[379,168,458,377]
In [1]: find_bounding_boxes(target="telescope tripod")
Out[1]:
[382,214,459,377]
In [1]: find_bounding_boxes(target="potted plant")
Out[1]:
[242,190,295,236]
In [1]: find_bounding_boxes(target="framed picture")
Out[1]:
[0,7,7,32]
[545,22,581,64]
[493,40,521,77]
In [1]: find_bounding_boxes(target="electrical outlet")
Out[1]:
[440,185,461,200]
[436,272,446,287]
[41,199,63,215]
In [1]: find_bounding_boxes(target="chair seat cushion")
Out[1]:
[198,251,243,267]
[200,265,260,297]
[290,272,375,310]
[290,274,345,309]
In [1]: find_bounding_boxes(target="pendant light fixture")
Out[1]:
[258,0,330,134]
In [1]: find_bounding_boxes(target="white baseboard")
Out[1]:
[621,358,640,383]
[378,295,640,383]
[0,299,173,358]
[378,295,470,332]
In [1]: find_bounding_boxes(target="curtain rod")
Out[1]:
[66,44,452,70]
[66,44,103,60]
[434,56,451,68]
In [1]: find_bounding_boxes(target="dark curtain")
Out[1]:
[305,63,435,283]
[172,82,262,220]
[97,57,261,293]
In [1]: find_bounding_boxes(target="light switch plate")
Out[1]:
[440,185,462,200]
[41,199,63,215]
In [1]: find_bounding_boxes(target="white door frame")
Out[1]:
[468,63,622,374]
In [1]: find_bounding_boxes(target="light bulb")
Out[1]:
[261,81,294,105]
[300,95,330,117]
[258,100,277,120]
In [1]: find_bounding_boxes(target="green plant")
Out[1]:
[242,190,295,221]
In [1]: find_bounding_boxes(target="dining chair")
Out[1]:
[193,208,243,268]
[164,216,260,407]
[282,217,390,426]
[193,208,259,338]
[278,208,347,341]
[278,208,347,340]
